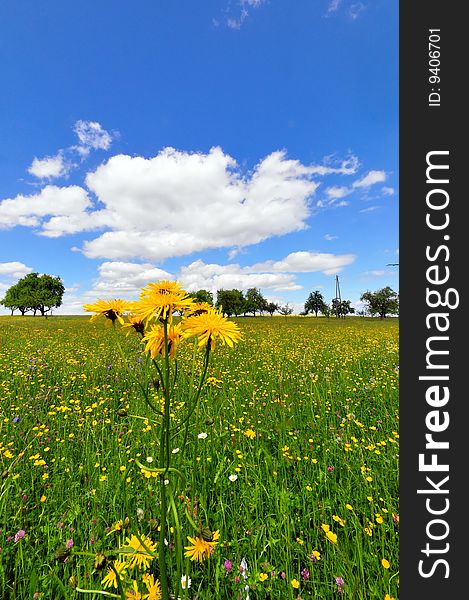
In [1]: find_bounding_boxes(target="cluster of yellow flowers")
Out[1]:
[100,533,161,599]
[83,280,242,355]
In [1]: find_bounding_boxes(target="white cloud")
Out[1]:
[349,2,366,20]
[353,170,387,188]
[0,261,33,279]
[92,261,174,296]
[324,233,338,241]
[5,145,385,266]
[248,251,355,275]
[180,260,302,293]
[326,0,342,15]
[223,0,267,29]
[27,120,114,181]
[78,147,322,260]
[359,205,380,213]
[28,153,70,179]
[56,249,355,313]
[325,185,351,199]
[0,185,95,231]
[73,120,113,156]
[381,186,395,196]
[362,270,386,277]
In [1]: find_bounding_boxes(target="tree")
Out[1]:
[265,302,279,317]
[278,303,293,317]
[1,283,26,315]
[330,298,355,318]
[244,288,267,316]
[304,291,326,317]
[0,273,65,316]
[360,286,399,319]
[216,289,245,317]
[189,289,214,305]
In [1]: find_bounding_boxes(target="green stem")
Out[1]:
[179,343,211,456]
[168,484,183,592]
[157,318,172,600]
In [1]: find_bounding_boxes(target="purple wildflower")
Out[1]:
[14,530,25,543]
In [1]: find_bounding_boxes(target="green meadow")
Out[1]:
[0,315,399,600]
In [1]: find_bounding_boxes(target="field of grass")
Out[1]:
[0,314,399,600]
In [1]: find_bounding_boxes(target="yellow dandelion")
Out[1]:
[321,523,330,533]
[326,531,337,544]
[121,533,157,570]
[126,579,143,600]
[381,558,390,569]
[83,299,130,325]
[259,573,268,582]
[244,428,256,440]
[143,573,162,600]
[291,578,300,589]
[101,559,128,589]
[181,307,241,350]
[142,323,183,359]
[132,280,194,323]
[186,301,212,316]
[107,519,124,535]
[122,314,147,336]
[184,530,219,562]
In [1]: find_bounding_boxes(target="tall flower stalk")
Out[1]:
[82,282,241,599]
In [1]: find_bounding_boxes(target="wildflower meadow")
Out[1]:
[0,282,399,600]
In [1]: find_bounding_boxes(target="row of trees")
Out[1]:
[1,273,398,319]
[0,273,65,316]
[190,287,292,317]
[304,286,399,319]
[193,286,398,319]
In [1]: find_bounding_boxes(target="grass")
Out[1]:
[0,315,399,599]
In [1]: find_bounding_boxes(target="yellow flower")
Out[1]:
[186,302,212,316]
[244,428,256,440]
[291,578,300,589]
[326,531,337,544]
[311,550,321,561]
[384,595,395,600]
[107,519,124,535]
[181,307,241,350]
[101,560,128,589]
[40,495,46,503]
[122,314,147,336]
[259,573,268,582]
[184,530,220,562]
[381,558,390,569]
[321,523,330,533]
[143,573,162,600]
[132,281,194,323]
[121,533,157,570]
[83,299,130,325]
[142,323,183,359]
[126,580,143,600]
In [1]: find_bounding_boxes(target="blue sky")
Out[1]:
[0,0,398,315]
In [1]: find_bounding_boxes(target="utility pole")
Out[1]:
[334,275,342,318]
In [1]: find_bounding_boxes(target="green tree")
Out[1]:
[244,288,267,316]
[331,298,355,318]
[265,301,279,316]
[0,273,65,316]
[216,289,245,317]
[360,286,399,319]
[304,291,326,317]
[189,289,214,305]
[1,282,27,315]
[278,303,293,317]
